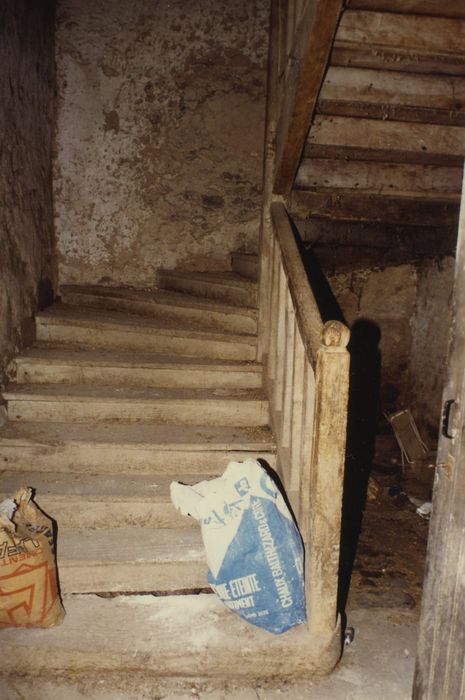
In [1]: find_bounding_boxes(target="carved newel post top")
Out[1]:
[322,320,350,348]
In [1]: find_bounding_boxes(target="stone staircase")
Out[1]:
[3,255,341,684]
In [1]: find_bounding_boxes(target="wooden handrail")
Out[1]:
[270,200,322,361]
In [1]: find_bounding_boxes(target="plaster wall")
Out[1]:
[408,257,454,444]
[328,264,417,412]
[55,0,269,287]
[0,1,56,385]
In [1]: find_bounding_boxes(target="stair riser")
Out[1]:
[231,254,258,281]
[15,362,262,390]
[61,291,257,334]
[159,276,256,307]
[6,399,270,426]
[59,562,207,594]
[0,498,193,529]
[0,595,340,679]
[36,323,256,362]
[0,447,276,474]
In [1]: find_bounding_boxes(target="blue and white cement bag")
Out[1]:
[170,459,306,634]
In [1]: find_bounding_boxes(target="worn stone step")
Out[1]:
[231,252,258,281]
[0,470,211,529]
[14,346,262,390]
[3,384,269,426]
[0,422,276,474]
[0,594,339,679]
[35,305,256,361]
[60,284,258,334]
[158,270,258,307]
[54,527,206,594]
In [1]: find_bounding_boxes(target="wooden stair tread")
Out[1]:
[3,383,265,402]
[0,470,212,529]
[60,284,257,317]
[0,470,214,502]
[159,270,257,289]
[0,594,338,678]
[57,527,204,566]
[0,421,274,450]
[16,345,261,371]
[37,305,256,342]
[54,528,207,593]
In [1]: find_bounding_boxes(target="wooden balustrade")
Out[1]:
[262,201,350,639]
[257,0,350,645]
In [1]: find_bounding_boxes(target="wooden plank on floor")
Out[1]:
[318,66,465,126]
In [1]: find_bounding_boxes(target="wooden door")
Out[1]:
[413,172,465,699]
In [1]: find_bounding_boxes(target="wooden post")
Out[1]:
[305,320,350,637]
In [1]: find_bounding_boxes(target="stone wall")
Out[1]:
[0,1,56,386]
[55,0,269,287]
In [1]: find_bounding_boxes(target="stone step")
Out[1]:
[0,594,338,679]
[0,422,276,474]
[231,252,258,281]
[14,346,262,390]
[0,470,210,529]
[60,284,258,335]
[35,305,256,361]
[3,384,269,426]
[158,270,258,308]
[53,527,206,594]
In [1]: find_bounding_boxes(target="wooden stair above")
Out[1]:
[288,5,465,226]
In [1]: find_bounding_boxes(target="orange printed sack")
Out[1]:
[0,487,65,628]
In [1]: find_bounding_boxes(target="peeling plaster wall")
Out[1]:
[55,0,269,287]
[0,1,56,385]
[408,257,455,444]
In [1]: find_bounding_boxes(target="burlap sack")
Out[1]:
[0,487,65,628]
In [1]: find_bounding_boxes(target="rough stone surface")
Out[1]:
[408,256,455,443]
[0,1,57,386]
[55,0,269,287]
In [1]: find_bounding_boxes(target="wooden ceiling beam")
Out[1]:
[272,0,344,197]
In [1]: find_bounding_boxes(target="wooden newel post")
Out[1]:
[304,320,350,637]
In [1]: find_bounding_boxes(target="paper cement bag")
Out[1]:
[0,487,65,628]
[171,459,306,634]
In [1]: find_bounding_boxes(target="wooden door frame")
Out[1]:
[413,168,465,699]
